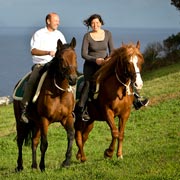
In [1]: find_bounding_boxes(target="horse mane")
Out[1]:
[46,57,59,78]
[94,43,143,83]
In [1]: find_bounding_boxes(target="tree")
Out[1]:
[163,32,180,53]
[171,0,180,11]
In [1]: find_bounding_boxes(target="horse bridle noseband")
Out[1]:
[115,58,140,96]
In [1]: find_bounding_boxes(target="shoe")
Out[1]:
[21,113,29,123]
[133,98,149,110]
[20,103,29,123]
[82,110,90,121]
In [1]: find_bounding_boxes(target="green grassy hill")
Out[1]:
[0,63,180,180]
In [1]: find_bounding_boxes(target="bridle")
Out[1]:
[115,56,140,95]
[53,48,76,93]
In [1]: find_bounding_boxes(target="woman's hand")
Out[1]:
[96,58,104,65]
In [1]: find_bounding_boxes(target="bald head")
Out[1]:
[46,13,60,31]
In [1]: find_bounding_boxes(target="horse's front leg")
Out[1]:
[104,109,118,158]
[117,115,129,159]
[31,127,41,169]
[62,115,75,167]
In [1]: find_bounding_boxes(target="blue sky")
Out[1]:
[0,0,179,28]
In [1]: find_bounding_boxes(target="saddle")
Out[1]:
[13,71,47,103]
[13,74,99,103]
[76,75,99,101]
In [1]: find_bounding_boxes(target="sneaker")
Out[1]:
[20,105,29,123]
[134,98,149,110]
[21,112,29,123]
[82,110,90,121]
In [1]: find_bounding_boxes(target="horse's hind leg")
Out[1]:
[61,117,75,167]
[75,122,94,162]
[15,122,31,171]
[15,133,24,172]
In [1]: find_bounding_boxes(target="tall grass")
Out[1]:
[0,63,180,179]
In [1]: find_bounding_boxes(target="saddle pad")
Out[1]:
[75,75,100,100]
[12,72,31,101]
[13,71,47,102]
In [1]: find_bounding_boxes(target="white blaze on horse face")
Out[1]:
[130,56,143,90]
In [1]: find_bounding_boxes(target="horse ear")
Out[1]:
[57,39,63,50]
[121,41,124,47]
[70,37,76,49]
[136,40,140,49]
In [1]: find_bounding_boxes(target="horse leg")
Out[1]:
[75,122,94,162]
[61,117,75,167]
[15,132,24,172]
[117,115,128,159]
[31,127,41,170]
[104,110,118,158]
[39,119,49,171]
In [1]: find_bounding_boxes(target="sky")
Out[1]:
[0,0,179,28]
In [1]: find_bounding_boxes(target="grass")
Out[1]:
[0,63,180,179]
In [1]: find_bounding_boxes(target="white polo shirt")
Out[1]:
[30,27,66,64]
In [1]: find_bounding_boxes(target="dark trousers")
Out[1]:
[78,80,90,110]
[22,64,43,105]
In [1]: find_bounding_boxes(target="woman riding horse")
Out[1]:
[75,41,146,162]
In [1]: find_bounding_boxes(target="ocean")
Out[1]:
[0,26,179,96]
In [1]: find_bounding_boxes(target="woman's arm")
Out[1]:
[81,33,97,63]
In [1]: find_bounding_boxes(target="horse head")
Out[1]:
[55,37,78,86]
[116,41,144,90]
[128,41,144,90]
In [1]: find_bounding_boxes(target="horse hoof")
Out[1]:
[104,149,113,158]
[15,166,23,172]
[81,157,87,163]
[117,155,123,159]
[76,153,81,161]
[61,160,70,168]
[40,168,45,172]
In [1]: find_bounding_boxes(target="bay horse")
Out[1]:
[13,37,77,171]
[74,41,144,162]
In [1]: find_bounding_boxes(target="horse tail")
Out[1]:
[24,124,33,146]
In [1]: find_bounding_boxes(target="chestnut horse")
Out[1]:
[13,38,77,171]
[74,41,144,162]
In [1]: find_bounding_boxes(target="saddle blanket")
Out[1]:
[12,73,87,103]
[13,71,47,103]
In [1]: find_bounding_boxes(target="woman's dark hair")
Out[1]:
[83,14,104,29]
